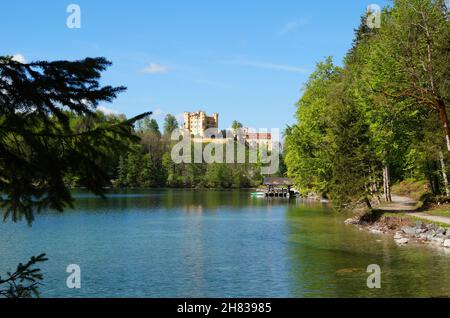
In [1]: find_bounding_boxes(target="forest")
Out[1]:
[0,54,284,296]
[1,0,449,300]
[63,111,284,189]
[284,0,450,207]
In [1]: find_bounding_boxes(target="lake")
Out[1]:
[1,189,449,297]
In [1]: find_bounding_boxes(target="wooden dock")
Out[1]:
[262,177,296,198]
[265,188,291,197]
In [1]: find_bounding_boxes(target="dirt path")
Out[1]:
[377,195,450,226]
[410,212,450,226]
[377,195,417,212]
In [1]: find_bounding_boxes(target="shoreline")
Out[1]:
[345,213,450,249]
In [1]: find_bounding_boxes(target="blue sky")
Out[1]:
[1,0,390,131]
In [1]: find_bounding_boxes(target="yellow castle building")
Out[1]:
[182,111,274,151]
[183,110,219,136]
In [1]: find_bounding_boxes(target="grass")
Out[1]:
[382,212,450,229]
[361,179,450,229]
[391,179,429,201]
[427,205,450,218]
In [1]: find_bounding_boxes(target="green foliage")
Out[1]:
[328,86,374,206]
[0,254,48,298]
[284,58,340,196]
[113,121,269,189]
[159,141,264,189]
[231,120,243,130]
[137,116,160,135]
[0,56,150,225]
[284,1,450,207]
[391,180,430,201]
[163,114,179,136]
[0,56,150,297]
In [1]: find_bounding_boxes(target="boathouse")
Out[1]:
[263,177,294,197]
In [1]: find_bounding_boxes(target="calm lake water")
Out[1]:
[1,189,449,298]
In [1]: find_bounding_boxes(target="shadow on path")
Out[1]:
[375,195,450,226]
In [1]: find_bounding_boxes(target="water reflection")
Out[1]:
[285,204,450,297]
[0,189,449,297]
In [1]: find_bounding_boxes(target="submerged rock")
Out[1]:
[415,221,424,228]
[344,218,359,225]
[418,233,428,240]
[431,237,445,245]
[444,239,450,248]
[395,238,409,245]
[401,226,416,235]
[345,212,450,249]
[426,232,437,240]
[369,228,383,234]
[415,228,427,234]
[426,224,438,231]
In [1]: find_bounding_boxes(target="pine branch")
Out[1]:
[0,254,48,298]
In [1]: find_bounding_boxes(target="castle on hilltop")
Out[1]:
[183,110,274,151]
[183,110,219,136]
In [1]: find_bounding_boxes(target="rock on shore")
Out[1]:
[344,218,450,248]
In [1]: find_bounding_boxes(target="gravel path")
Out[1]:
[377,195,450,226]
[377,195,417,211]
[410,212,450,226]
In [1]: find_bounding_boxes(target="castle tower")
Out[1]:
[183,112,190,130]
[183,110,219,136]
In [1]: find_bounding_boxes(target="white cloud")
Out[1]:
[143,63,170,74]
[12,53,27,63]
[222,59,308,74]
[97,106,121,115]
[280,18,309,35]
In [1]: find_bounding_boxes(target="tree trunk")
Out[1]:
[369,171,382,205]
[431,161,441,195]
[427,167,436,195]
[373,183,382,205]
[437,100,450,159]
[364,197,372,209]
[426,160,438,195]
[383,165,392,203]
[439,150,450,197]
